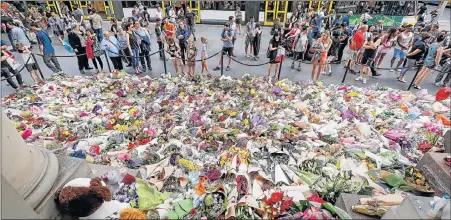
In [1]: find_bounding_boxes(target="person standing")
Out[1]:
[214,23,234,71]
[134,21,153,72]
[110,18,118,37]
[156,7,163,21]
[8,22,30,47]
[1,10,15,50]
[311,31,332,82]
[253,23,262,61]
[176,21,189,65]
[374,27,398,68]
[235,7,242,35]
[68,24,90,74]
[346,25,367,74]
[86,29,104,73]
[186,39,197,76]
[1,49,25,90]
[30,22,63,75]
[72,5,85,28]
[89,9,103,42]
[390,25,414,72]
[163,17,175,39]
[291,26,309,71]
[185,6,197,41]
[17,42,42,84]
[337,23,352,62]
[398,33,430,83]
[117,28,132,66]
[155,18,164,60]
[417,3,428,22]
[101,31,123,71]
[200,36,210,75]
[245,16,256,58]
[125,22,141,75]
[48,10,64,44]
[342,11,353,27]
[228,16,237,56]
[267,32,282,80]
[60,2,70,19]
[356,29,381,84]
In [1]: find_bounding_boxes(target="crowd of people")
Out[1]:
[1,2,450,91]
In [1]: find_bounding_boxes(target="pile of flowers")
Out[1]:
[2,73,450,219]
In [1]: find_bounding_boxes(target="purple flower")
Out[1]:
[272,86,281,95]
[92,105,102,114]
[206,169,221,182]
[341,109,356,119]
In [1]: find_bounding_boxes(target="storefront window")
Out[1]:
[201,1,239,10]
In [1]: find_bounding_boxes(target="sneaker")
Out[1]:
[297,67,301,72]
[321,71,327,75]
[397,69,401,72]
[435,82,444,87]
[246,54,250,58]
[142,67,146,72]
[213,66,220,71]
[80,70,86,74]
[372,73,381,77]
[86,67,94,70]
[148,66,153,71]
[226,66,231,71]
[291,63,295,69]
[362,78,367,84]
[389,68,394,72]
[327,71,332,76]
[355,76,362,81]
[126,64,133,67]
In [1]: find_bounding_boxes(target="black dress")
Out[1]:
[269,39,280,64]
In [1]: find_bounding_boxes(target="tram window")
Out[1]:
[287,1,293,12]
[259,2,265,11]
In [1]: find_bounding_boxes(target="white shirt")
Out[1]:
[156,11,162,20]
[395,32,414,51]
[230,22,236,37]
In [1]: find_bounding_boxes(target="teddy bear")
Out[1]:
[55,177,113,217]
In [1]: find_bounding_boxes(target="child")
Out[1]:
[186,39,197,76]
[17,43,43,84]
[291,26,309,71]
[86,29,104,73]
[324,30,340,75]
[200,37,209,75]
[167,37,184,75]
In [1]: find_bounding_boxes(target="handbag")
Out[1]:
[6,57,21,70]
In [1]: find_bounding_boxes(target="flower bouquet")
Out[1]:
[404,166,434,195]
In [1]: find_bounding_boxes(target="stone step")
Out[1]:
[34,155,92,219]
[334,193,378,220]
[416,152,451,197]
[381,195,433,219]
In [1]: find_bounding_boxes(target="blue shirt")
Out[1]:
[36,30,55,54]
[342,15,350,27]
[312,17,324,33]
[221,29,234,48]
[11,27,30,46]
[1,40,6,46]
[176,27,189,43]
[101,36,120,57]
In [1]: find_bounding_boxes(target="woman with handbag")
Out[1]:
[267,32,282,81]
[1,49,24,90]
[68,24,91,74]
[311,31,332,82]
[134,21,153,72]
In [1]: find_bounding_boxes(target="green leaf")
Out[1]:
[165,210,179,219]
[382,173,404,187]
[355,151,367,159]
[322,202,346,219]
[178,199,194,213]
[135,178,171,210]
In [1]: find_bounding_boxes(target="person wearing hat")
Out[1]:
[356,28,381,84]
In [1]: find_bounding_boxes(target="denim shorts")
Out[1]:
[393,48,406,59]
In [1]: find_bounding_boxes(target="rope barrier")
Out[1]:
[231,57,273,66]
[1,55,32,82]
[105,49,163,58]
[164,49,222,62]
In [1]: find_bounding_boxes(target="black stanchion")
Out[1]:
[407,64,423,91]
[221,52,224,76]
[104,53,112,73]
[277,57,283,81]
[163,50,168,75]
[341,60,351,84]
[31,53,45,80]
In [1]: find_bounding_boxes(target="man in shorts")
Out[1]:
[390,24,413,72]
[214,23,234,71]
[245,16,256,58]
[185,7,197,41]
[346,25,367,74]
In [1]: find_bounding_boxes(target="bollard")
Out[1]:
[341,60,351,84]
[163,49,168,75]
[277,56,283,81]
[407,64,423,91]
[221,52,224,76]
[104,52,112,73]
[31,53,45,80]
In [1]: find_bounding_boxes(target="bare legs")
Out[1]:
[374,52,386,68]
[413,67,433,88]
[311,58,324,82]
[267,63,280,80]
[201,61,209,74]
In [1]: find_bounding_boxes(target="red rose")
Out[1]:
[106,123,113,130]
[263,196,273,206]
[128,143,136,150]
[280,199,293,212]
[139,138,150,145]
[189,208,197,215]
[270,192,284,203]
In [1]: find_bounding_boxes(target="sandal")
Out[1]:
[413,85,421,89]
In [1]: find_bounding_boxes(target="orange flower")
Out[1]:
[194,176,207,196]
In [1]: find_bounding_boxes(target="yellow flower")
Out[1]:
[193,85,199,89]
[244,119,249,126]
[134,120,142,127]
[178,92,185,99]
[416,173,423,178]
[207,90,214,96]
[250,89,256,96]
[230,111,237,117]
[109,85,115,89]
[348,91,359,97]
[317,81,323,87]
[62,130,71,136]
[129,108,137,115]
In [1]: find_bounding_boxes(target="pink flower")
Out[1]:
[117,153,130,161]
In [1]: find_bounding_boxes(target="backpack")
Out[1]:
[266,39,272,58]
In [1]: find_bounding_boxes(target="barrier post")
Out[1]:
[163,49,168,75]
[221,52,224,76]
[31,53,45,80]
[277,56,283,81]
[104,52,112,73]
[407,64,423,91]
[341,59,351,84]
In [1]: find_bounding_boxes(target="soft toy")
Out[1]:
[119,208,147,219]
[55,177,111,217]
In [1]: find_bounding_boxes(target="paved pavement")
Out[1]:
[1,8,450,97]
